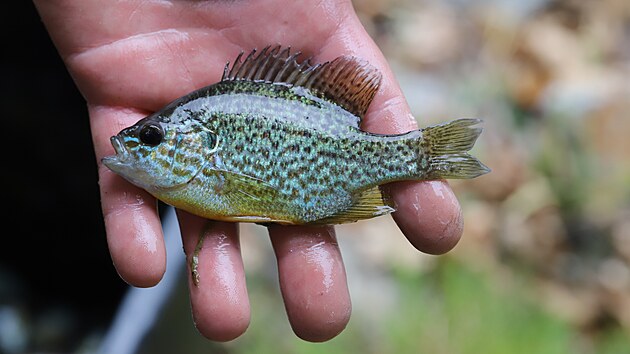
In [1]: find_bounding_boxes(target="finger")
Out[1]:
[90,105,166,287]
[386,181,463,254]
[269,225,351,342]
[316,13,464,254]
[178,211,250,342]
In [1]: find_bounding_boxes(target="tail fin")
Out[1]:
[421,118,490,179]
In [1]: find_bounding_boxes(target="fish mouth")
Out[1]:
[101,135,130,168]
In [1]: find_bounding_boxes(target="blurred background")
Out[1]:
[3,0,629,353]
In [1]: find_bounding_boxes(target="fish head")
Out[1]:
[102,115,217,191]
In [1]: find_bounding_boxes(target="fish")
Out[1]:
[102,46,490,226]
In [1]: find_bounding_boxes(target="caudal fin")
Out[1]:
[422,118,490,179]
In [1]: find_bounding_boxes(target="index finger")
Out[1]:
[317,9,464,254]
[90,104,167,287]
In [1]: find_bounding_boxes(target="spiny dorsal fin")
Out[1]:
[221,45,382,118]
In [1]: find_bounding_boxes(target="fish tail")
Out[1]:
[420,118,490,179]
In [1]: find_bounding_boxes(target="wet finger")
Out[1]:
[387,180,463,254]
[178,212,250,342]
[91,105,166,287]
[269,225,351,342]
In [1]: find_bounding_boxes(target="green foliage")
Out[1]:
[381,260,574,354]
[224,258,630,354]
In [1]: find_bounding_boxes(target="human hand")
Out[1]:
[34,0,464,342]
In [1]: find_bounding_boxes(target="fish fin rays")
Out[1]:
[201,169,296,224]
[420,118,491,179]
[221,45,382,120]
[312,186,395,225]
[214,169,280,202]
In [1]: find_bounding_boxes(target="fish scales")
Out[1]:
[102,46,490,225]
[176,83,421,222]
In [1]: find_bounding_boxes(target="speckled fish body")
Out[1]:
[103,46,489,225]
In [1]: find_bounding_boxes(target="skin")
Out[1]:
[34,0,464,342]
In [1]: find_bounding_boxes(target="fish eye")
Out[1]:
[138,123,164,146]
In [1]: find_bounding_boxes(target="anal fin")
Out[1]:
[312,186,395,224]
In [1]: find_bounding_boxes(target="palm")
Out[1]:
[35,0,464,342]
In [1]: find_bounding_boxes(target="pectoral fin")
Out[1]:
[208,169,295,224]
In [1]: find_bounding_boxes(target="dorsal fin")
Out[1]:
[221,45,382,118]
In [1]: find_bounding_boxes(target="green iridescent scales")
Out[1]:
[102,46,490,225]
